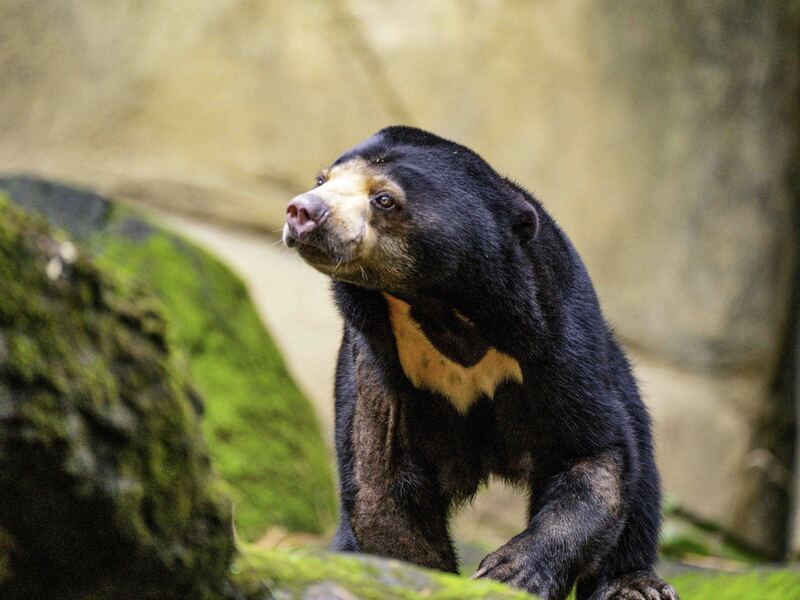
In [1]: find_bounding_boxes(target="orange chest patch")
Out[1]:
[384,295,523,413]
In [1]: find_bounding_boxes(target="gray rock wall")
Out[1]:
[0,0,797,556]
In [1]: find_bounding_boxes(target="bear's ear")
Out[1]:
[512,199,539,242]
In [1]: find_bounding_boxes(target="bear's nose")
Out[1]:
[286,193,329,238]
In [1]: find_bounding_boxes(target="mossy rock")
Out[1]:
[0,176,336,540]
[0,199,234,598]
[232,548,536,599]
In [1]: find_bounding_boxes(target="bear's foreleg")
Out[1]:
[474,450,627,599]
[346,464,458,572]
[335,350,458,572]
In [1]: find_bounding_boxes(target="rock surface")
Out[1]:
[0,1,797,555]
[0,177,336,540]
[0,199,234,598]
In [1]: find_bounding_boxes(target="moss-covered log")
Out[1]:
[230,548,800,600]
[233,548,535,599]
[668,569,800,599]
[0,199,233,598]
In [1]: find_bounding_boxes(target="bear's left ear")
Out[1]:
[512,199,539,242]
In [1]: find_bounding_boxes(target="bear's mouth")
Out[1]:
[293,238,362,278]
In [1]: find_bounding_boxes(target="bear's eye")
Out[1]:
[372,193,396,210]
[315,175,325,187]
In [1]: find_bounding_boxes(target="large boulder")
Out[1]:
[0,1,797,555]
[0,177,336,540]
[0,199,234,598]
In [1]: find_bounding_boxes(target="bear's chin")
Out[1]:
[293,242,377,287]
[315,261,391,291]
[299,252,366,285]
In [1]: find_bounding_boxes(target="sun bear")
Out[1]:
[282,126,677,600]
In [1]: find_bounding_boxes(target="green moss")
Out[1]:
[670,569,800,599]
[0,203,233,598]
[231,547,536,599]
[88,207,335,539]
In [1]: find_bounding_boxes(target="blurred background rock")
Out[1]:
[0,0,798,571]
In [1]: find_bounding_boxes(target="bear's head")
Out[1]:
[283,126,538,296]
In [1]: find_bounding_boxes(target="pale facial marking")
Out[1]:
[385,294,523,413]
[318,158,374,253]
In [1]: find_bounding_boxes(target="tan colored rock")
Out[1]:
[0,0,797,555]
[0,0,395,225]
[635,355,770,535]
